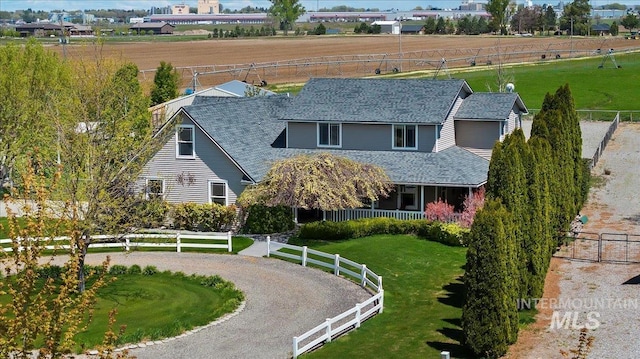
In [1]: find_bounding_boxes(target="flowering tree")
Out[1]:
[238,153,392,211]
[424,199,455,222]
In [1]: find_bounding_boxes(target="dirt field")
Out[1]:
[51,35,640,89]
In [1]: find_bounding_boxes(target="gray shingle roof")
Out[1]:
[282,78,472,124]
[454,92,528,120]
[182,95,488,186]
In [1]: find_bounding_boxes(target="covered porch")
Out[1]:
[325,184,475,222]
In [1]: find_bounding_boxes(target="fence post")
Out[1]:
[292,337,298,358]
[355,303,361,328]
[598,234,602,262]
[378,275,383,291]
[125,236,130,252]
[379,289,384,313]
[360,264,367,287]
[626,234,629,263]
[266,236,271,257]
[176,232,181,253]
[302,246,308,267]
[227,231,232,253]
[334,254,340,276]
[325,318,332,343]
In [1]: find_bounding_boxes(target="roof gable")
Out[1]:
[454,92,528,120]
[181,96,291,182]
[282,78,472,124]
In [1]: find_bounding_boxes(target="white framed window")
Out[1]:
[145,178,165,200]
[208,180,228,206]
[392,124,417,150]
[317,123,341,148]
[176,124,195,158]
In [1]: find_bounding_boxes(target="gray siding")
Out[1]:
[418,125,436,152]
[455,121,501,149]
[342,123,390,150]
[437,96,461,151]
[288,121,437,153]
[507,109,519,133]
[287,122,316,149]
[139,115,246,205]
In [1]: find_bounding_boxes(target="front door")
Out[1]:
[398,185,418,210]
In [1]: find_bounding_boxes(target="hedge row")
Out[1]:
[297,217,469,246]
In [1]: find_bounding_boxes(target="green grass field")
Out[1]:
[289,235,469,358]
[272,51,640,117]
[286,235,536,359]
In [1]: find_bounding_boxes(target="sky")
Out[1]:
[0,0,639,12]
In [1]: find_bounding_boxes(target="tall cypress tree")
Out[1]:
[463,199,519,358]
[486,131,528,298]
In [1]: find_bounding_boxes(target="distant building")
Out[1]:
[172,4,190,15]
[198,0,220,15]
[130,22,175,35]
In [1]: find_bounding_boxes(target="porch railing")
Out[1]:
[328,208,463,223]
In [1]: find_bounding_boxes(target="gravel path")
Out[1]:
[512,122,640,358]
[77,252,372,359]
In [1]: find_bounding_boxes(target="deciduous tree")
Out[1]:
[238,153,392,211]
[56,50,169,292]
[0,40,72,189]
[486,0,512,34]
[150,61,180,106]
[0,161,129,358]
[269,0,306,36]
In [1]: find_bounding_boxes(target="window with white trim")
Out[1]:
[317,123,341,147]
[176,125,195,158]
[392,124,417,149]
[209,181,228,206]
[146,178,165,200]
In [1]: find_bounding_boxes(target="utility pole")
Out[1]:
[570,17,574,58]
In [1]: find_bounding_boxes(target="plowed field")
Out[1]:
[51,35,640,88]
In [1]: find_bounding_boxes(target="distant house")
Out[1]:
[139,78,528,221]
[400,24,425,34]
[15,23,62,37]
[130,22,175,35]
[372,20,400,34]
[149,80,276,130]
[591,23,611,36]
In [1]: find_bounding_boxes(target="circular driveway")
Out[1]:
[80,252,372,359]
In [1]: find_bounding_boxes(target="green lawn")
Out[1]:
[452,52,640,112]
[289,235,470,358]
[0,270,244,353]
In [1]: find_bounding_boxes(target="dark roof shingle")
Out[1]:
[282,78,472,124]
[182,95,488,186]
[454,92,528,120]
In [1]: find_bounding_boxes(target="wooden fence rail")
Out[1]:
[266,237,383,358]
[0,232,233,253]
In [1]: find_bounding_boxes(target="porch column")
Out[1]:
[293,207,298,223]
[468,187,472,197]
[420,185,424,213]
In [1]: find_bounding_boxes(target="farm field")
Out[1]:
[48,35,640,89]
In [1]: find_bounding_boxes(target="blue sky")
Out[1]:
[1,0,638,12]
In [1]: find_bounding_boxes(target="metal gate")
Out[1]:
[554,232,640,264]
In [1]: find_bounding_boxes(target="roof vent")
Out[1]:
[505,83,515,93]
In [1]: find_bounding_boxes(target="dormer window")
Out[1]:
[318,123,341,148]
[176,124,195,158]
[392,124,417,150]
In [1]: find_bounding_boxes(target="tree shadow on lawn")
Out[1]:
[426,276,473,357]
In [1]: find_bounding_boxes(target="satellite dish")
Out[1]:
[505,83,515,93]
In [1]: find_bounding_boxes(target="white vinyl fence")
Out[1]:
[266,237,384,358]
[0,232,233,253]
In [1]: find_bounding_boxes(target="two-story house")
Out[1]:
[139,77,527,221]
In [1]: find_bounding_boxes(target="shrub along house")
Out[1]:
[139,78,527,221]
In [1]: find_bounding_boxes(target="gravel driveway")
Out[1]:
[513,122,640,358]
[79,252,372,359]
